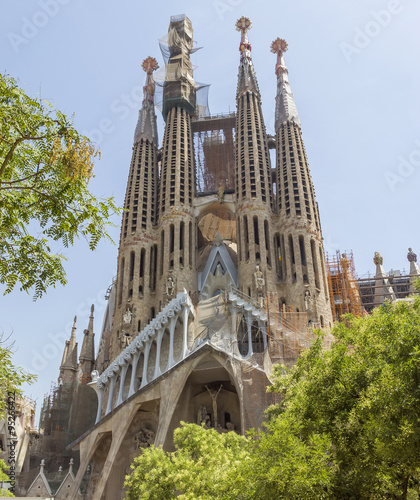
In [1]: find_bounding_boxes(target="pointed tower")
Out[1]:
[157,15,198,301]
[110,57,160,361]
[234,17,276,299]
[78,304,95,383]
[373,251,396,307]
[407,248,420,293]
[59,316,78,387]
[271,38,332,327]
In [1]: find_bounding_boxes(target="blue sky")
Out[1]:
[1,0,419,416]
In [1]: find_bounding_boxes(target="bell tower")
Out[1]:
[271,38,332,327]
[110,57,160,360]
[234,17,277,300]
[157,15,198,303]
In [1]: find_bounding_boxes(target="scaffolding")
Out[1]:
[192,113,236,194]
[265,292,333,367]
[326,250,363,321]
[356,270,413,313]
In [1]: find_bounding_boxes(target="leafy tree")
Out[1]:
[271,294,420,499]
[0,459,14,497]
[0,74,120,298]
[124,420,334,499]
[124,423,251,500]
[0,335,35,418]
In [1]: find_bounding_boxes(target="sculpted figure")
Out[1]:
[123,308,132,325]
[254,265,265,292]
[166,276,175,297]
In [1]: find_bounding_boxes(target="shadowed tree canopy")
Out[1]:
[0,74,120,298]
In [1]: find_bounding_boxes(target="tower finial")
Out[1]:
[270,37,288,77]
[236,17,252,59]
[134,56,159,144]
[271,37,300,129]
[141,56,159,103]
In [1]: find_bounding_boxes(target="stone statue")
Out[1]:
[166,276,175,297]
[120,331,133,348]
[254,265,265,292]
[205,384,223,428]
[408,248,417,263]
[304,290,313,311]
[218,183,225,204]
[91,370,99,383]
[373,252,383,266]
[133,427,155,449]
[123,308,132,325]
[341,254,350,272]
[197,405,211,427]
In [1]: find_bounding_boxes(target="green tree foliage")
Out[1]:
[0,336,35,417]
[0,459,14,497]
[124,421,333,499]
[270,294,420,499]
[124,423,251,500]
[0,74,120,298]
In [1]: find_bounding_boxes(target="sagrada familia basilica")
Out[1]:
[5,13,420,499]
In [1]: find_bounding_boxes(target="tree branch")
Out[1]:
[0,134,48,179]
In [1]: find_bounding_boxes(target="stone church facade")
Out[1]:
[24,14,333,499]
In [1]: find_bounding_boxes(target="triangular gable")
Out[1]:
[55,469,76,499]
[26,470,52,497]
[198,238,238,292]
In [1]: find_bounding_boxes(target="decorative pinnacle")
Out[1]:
[270,37,288,54]
[236,17,252,58]
[141,56,159,75]
[271,38,289,77]
[235,16,252,33]
[373,251,383,266]
[141,56,159,101]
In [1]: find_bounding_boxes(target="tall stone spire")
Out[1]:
[234,18,276,300]
[67,316,78,369]
[110,58,160,362]
[134,57,159,144]
[79,304,95,382]
[271,38,332,327]
[59,316,78,387]
[157,14,198,302]
[271,38,300,130]
[236,17,260,98]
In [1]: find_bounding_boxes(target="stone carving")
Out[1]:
[133,426,155,450]
[304,290,313,312]
[218,183,225,204]
[373,252,383,266]
[205,384,223,428]
[166,276,175,297]
[197,405,211,427]
[96,291,194,398]
[254,265,265,292]
[123,307,132,325]
[120,331,133,348]
[91,370,99,383]
[408,248,417,263]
